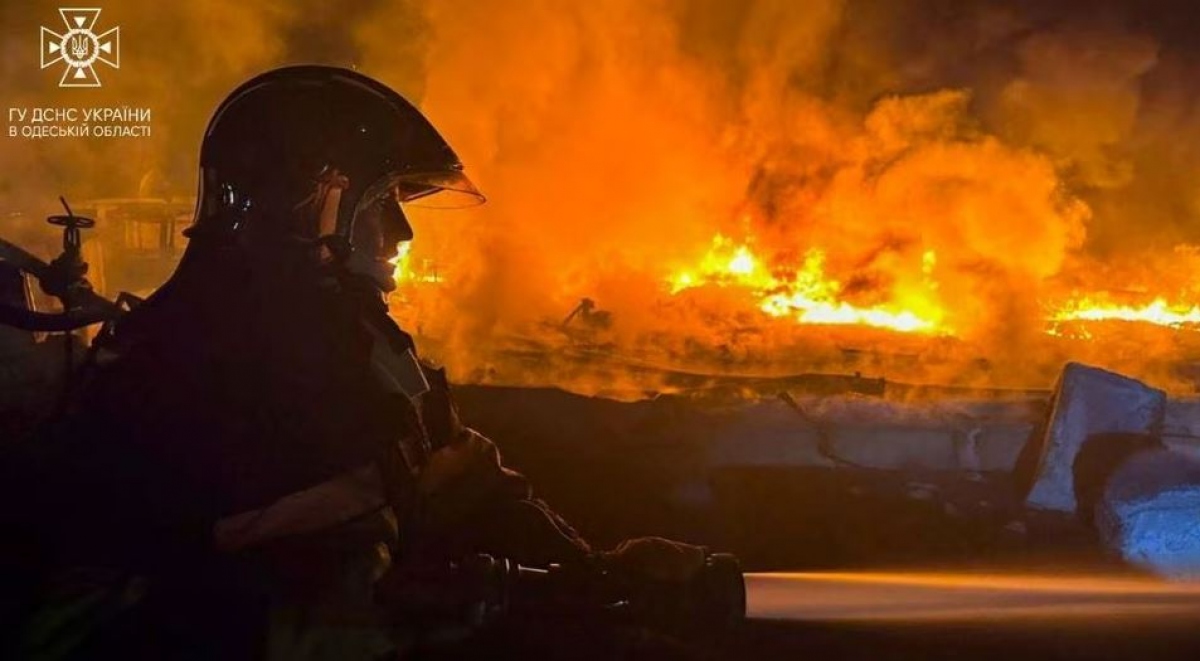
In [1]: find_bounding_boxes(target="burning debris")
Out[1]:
[668,234,943,334]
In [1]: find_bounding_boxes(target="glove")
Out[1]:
[414,429,533,539]
[415,429,504,497]
[600,537,707,583]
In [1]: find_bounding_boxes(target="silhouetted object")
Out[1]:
[10,67,717,660]
[562,298,612,330]
[0,198,120,332]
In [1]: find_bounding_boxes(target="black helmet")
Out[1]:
[187,65,482,253]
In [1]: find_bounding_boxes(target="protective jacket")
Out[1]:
[17,255,588,659]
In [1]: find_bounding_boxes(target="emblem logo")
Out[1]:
[41,8,120,88]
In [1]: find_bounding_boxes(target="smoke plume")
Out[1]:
[6,1,1200,392]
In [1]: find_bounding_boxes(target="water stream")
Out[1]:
[746,571,1200,622]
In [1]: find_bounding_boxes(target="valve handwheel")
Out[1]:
[47,197,95,254]
[46,214,95,228]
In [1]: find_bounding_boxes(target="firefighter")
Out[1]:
[14,66,705,659]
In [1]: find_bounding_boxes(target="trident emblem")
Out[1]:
[41,8,120,88]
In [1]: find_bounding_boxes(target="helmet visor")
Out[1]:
[358,169,485,215]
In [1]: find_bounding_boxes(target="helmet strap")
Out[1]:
[292,167,351,261]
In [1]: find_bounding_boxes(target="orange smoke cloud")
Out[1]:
[8,1,1200,392]
[375,2,1104,389]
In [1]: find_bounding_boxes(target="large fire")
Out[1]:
[392,232,1200,343]
[375,2,1200,394]
[385,208,1200,397]
[664,236,1200,337]
[667,234,945,335]
[10,0,1200,393]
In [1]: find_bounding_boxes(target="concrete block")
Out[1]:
[1023,363,1166,512]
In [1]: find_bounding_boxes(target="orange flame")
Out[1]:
[390,242,444,285]
[389,242,413,283]
[1051,297,1200,328]
[669,234,1200,338]
[668,235,947,334]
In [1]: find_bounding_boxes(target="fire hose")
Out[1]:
[376,552,747,635]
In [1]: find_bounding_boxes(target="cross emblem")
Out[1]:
[41,8,120,88]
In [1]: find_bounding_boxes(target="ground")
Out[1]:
[452,384,1200,659]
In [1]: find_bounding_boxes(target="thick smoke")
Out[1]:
[395,0,1122,385]
[5,0,1200,391]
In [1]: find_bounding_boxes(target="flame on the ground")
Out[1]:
[668,235,1200,337]
[668,235,947,335]
[391,229,1200,340]
[1051,297,1200,328]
